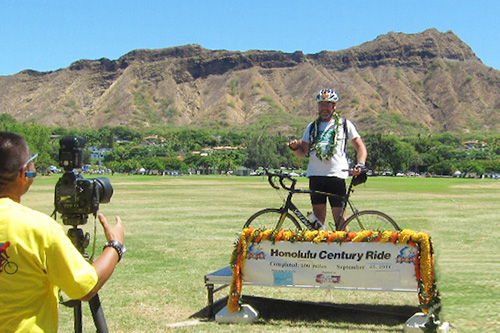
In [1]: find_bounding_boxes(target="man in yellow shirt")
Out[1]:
[0,131,125,332]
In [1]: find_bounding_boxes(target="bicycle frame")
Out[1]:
[278,191,315,230]
[270,174,311,230]
[336,181,359,230]
[268,170,356,230]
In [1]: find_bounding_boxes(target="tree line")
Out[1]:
[2,113,500,176]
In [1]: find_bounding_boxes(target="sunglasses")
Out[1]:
[22,153,38,178]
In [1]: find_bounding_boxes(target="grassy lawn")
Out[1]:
[22,174,500,332]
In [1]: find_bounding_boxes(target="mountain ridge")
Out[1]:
[1,28,499,134]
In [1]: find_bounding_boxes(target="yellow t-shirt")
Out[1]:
[0,198,98,333]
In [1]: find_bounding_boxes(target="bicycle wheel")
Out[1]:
[3,261,18,274]
[244,208,302,230]
[343,210,400,231]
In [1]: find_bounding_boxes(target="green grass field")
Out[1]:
[22,174,500,332]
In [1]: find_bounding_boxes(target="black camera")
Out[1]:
[54,137,113,226]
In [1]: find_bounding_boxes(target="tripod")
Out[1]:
[65,224,109,333]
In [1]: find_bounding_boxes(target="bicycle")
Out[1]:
[1,256,18,274]
[243,169,400,231]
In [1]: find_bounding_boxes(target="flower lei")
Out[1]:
[227,228,441,322]
[310,113,340,161]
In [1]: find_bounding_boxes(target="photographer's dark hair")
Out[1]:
[0,131,29,185]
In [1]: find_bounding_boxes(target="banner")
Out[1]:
[243,241,417,291]
[228,229,439,316]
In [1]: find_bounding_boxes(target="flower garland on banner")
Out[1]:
[227,228,441,320]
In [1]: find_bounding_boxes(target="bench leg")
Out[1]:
[206,284,214,318]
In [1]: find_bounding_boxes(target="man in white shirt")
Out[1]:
[287,89,367,230]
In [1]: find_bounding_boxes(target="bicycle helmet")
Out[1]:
[316,89,339,103]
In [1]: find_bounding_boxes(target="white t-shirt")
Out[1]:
[301,118,360,178]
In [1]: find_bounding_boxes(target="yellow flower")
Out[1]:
[411,232,428,243]
[262,229,273,241]
[379,230,393,243]
[335,231,346,241]
[304,230,318,242]
[352,230,371,242]
[313,230,327,243]
[397,229,415,244]
[282,230,294,241]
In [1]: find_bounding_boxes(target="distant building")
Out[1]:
[90,147,112,165]
[235,167,250,176]
[143,135,166,144]
[462,140,487,149]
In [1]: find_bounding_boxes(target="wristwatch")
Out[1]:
[103,240,126,262]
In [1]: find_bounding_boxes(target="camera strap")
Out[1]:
[90,214,98,262]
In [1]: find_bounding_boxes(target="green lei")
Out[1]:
[311,113,340,161]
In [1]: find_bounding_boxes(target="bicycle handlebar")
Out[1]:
[265,168,366,192]
[264,169,298,191]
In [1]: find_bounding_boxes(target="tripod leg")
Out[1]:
[65,227,108,332]
[89,293,108,333]
[74,302,83,333]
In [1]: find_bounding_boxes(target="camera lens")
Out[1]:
[94,177,113,203]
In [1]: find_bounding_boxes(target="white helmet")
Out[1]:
[316,89,339,103]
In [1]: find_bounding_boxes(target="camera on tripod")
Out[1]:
[54,137,113,226]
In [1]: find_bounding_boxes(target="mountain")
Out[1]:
[1,28,500,135]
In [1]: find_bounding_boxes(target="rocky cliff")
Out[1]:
[1,28,499,134]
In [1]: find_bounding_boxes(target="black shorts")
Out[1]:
[309,176,346,207]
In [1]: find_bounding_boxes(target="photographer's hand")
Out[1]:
[80,213,125,301]
[98,213,124,244]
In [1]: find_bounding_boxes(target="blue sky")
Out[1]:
[1,1,499,76]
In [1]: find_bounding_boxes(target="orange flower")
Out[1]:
[326,232,337,243]
[389,232,399,243]
[254,231,264,243]
[275,230,285,241]
[244,228,254,238]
